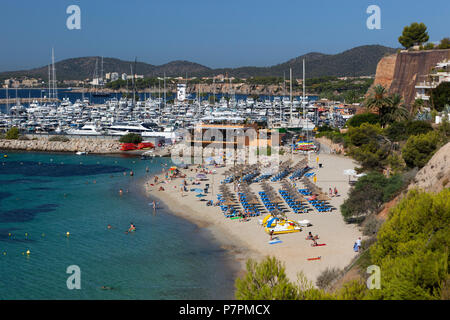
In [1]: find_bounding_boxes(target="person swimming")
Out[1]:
[100,286,113,290]
[127,223,136,233]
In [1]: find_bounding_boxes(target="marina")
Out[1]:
[0,86,354,141]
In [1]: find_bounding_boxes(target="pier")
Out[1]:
[0,98,60,104]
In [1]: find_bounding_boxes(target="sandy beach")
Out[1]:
[144,149,362,285]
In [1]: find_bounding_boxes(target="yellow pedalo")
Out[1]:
[263,214,302,235]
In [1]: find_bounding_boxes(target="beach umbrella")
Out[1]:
[355,173,367,178]
[343,169,357,182]
[222,200,236,206]
[343,169,357,176]
[169,166,178,171]
[196,173,207,179]
[317,194,330,201]
[196,194,206,197]
[192,188,204,193]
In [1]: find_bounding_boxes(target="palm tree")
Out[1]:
[365,84,390,113]
[365,85,408,127]
[383,93,409,125]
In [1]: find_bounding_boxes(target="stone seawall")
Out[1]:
[371,49,450,107]
[0,137,121,154]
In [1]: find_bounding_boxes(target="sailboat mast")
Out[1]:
[48,64,51,100]
[101,56,104,85]
[303,59,308,140]
[130,64,135,107]
[5,86,8,115]
[213,76,215,105]
[163,72,166,108]
[52,48,57,100]
[290,68,293,124]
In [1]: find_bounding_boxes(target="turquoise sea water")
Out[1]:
[0,151,237,299]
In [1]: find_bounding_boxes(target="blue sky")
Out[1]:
[0,0,449,71]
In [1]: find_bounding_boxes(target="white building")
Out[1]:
[91,78,104,86]
[415,60,450,101]
[177,83,187,101]
[111,72,119,81]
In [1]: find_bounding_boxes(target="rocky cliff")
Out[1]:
[372,49,450,107]
[408,141,450,193]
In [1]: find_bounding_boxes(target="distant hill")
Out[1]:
[0,45,396,81]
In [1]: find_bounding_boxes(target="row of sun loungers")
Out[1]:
[217,194,239,218]
[278,189,309,213]
[240,171,260,184]
[238,192,262,217]
[298,188,333,212]
[289,166,311,180]
[258,191,285,213]
[253,173,271,182]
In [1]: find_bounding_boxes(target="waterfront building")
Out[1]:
[415,59,450,101]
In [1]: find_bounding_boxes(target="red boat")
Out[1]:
[137,142,155,150]
[120,143,138,151]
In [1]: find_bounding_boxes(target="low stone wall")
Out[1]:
[315,136,345,154]
[0,137,121,154]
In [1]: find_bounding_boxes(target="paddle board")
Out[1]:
[269,240,283,244]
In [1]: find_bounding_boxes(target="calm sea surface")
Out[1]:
[0,151,237,299]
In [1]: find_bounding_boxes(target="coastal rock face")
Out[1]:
[371,49,450,108]
[372,53,397,90]
[0,137,121,154]
[408,142,450,193]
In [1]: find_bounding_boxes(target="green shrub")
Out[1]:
[405,120,433,136]
[347,113,379,127]
[335,280,369,300]
[48,135,70,142]
[347,124,390,170]
[5,127,20,139]
[384,121,407,141]
[341,172,405,223]
[368,189,450,299]
[119,133,142,144]
[402,131,438,168]
[316,267,343,290]
[430,82,450,112]
[348,123,382,146]
[362,215,384,236]
[317,125,333,132]
[235,257,299,300]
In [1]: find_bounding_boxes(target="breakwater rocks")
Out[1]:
[0,137,121,154]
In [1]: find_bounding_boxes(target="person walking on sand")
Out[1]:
[334,187,338,197]
[329,188,333,197]
[356,237,362,252]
